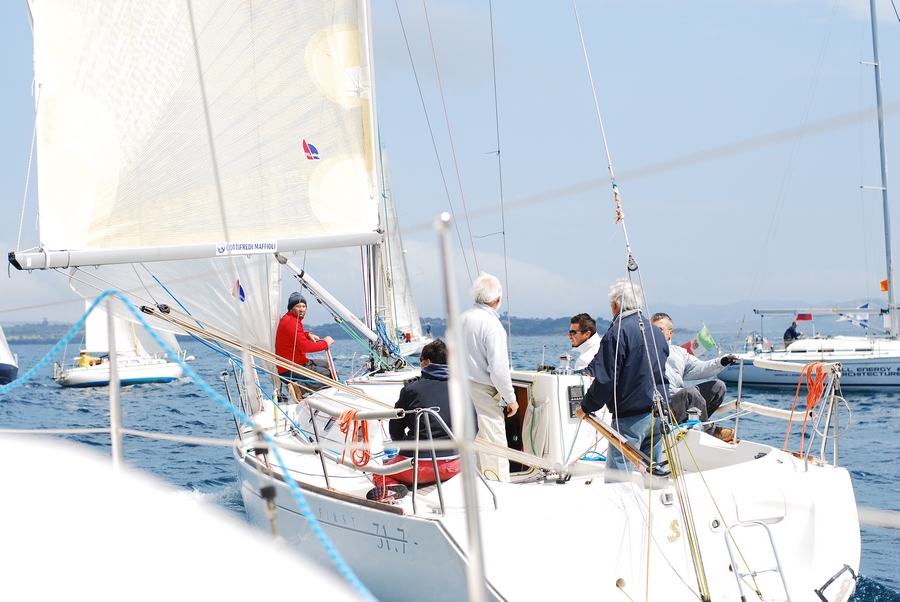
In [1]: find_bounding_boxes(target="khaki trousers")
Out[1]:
[469,380,510,482]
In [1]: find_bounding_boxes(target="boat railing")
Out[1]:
[404,407,498,515]
[729,357,847,467]
[299,397,497,516]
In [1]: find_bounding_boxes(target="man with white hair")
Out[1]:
[575,278,669,481]
[650,312,736,442]
[460,272,519,482]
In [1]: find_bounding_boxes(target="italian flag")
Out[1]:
[681,325,716,357]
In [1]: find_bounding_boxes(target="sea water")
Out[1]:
[2,334,898,600]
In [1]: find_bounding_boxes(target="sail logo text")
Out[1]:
[216,241,277,255]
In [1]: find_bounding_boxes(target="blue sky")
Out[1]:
[2,1,900,328]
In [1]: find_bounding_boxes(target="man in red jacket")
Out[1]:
[275,292,334,394]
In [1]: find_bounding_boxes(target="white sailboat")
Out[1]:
[0,325,18,385]
[7,1,860,601]
[54,303,184,388]
[721,1,900,388]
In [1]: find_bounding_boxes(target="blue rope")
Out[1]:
[1,291,376,602]
[374,317,404,360]
[581,450,606,462]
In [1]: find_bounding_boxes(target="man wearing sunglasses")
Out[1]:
[568,313,601,374]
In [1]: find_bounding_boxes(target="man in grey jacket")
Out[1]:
[461,272,518,482]
[651,313,736,442]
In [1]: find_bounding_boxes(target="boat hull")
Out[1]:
[0,362,17,385]
[721,338,900,387]
[236,436,860,602]
[236,371,860,601]
[55,357,183,388]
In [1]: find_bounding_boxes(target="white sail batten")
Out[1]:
[26,0,379,256]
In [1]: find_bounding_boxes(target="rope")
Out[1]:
[782,362,827,453]
[0,290,376,601]
[339,409,372,467]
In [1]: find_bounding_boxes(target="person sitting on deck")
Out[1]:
[77,351,101,367]
[368,339,462,501]
[274,292,334,396]
[650,312,736,442]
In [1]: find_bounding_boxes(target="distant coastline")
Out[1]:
[2,322,81,345]
[308,315,612,340]
[4,315,615,344]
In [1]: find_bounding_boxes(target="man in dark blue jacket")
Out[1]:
[575,278,669,481]
[369,339,460,501]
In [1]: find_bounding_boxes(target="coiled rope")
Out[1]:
[782,362,827,453]
[339,409,372,467]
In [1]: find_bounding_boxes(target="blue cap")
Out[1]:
[287,292,307,310]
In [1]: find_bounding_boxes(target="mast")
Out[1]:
[362,0,387,335]
[869,0,897,337]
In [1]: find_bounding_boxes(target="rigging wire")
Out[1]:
[420,0,480,277]
[16,84,40,252]
[742,0,842,315]
[487,0,514,352]
[392,0,474,282]
[858,19,874,305]
[184,0,260,421]
[571,1,711,597]
[376,147,402,344]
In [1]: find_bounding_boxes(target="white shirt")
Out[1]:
[573,333,602,371]
[460,303,516,403]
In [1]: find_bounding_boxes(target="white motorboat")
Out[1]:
[5,1,862,600]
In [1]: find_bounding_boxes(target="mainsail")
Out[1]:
[17,0,384,349]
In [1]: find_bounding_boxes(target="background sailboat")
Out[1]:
[0,325,18,385]
[54,302,184,388]
[721,0,900,388]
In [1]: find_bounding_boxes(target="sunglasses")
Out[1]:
[568,330,582,335]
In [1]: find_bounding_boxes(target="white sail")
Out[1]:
[0,326,17,370]
[82,301,181,358]
[23,0,382,350]
[69,256,280,353]
[374,149,423,344]
[84,303,146,356]
[27,0,379,260]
